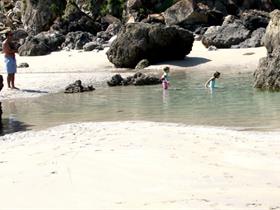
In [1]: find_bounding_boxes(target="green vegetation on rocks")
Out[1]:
[100,0,126,18]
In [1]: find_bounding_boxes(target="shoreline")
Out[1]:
[0,42,279,210]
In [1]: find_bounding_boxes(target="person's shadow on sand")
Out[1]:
[159,56,211,67]
[20,89,49,94]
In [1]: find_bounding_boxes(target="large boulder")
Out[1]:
[254,10,280,90]
[262,9,280,54]
[254,47,280,90]
[21,0,66,34]
[232,27,265,48]
[163,0,206,25]
[202,16,251,48]
[240,10,269,31]
[163,0,224,31]
[18,31,65,56]
[202,10,269,49]
[106,22,194,68]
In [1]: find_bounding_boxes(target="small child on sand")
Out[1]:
[161,66,170,90]
[205,71,221,89]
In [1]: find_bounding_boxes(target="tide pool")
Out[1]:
[1,70,280,133]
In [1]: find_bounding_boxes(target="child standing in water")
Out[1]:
[161,66,170,90]
[205,71,221,89]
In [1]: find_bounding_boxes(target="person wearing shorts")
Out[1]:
[2,31,18,89]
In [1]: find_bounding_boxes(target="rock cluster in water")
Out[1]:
[107,72,161,86]
[64,80,95,94]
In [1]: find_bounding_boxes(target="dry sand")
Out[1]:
[0,41,279,210]
[1,122,280,210]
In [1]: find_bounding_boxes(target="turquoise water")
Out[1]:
[1,71,280,133]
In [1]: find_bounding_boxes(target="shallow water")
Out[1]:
[1,70,280,133]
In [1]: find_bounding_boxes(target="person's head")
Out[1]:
[5,31,13,40]
[163,66,170,73]
[213,71,220,78]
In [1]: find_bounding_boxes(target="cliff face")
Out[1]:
[21,0,66,33]
[254,10,280,90]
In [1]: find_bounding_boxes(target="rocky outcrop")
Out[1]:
[232,27,265,48]
[126,0,180,22]
[163,0,223,30]
[107,72,161,86]
[21,0,66,34]
[202,16,250,48]
[18,31,65,56]
[56,1,101,35]
[262,9,280,54]
[254,48,280,90]
[106,22,194,68]
[240,10,270,31]
[61,31,93,50]
[202,11,269,48]
[254,10,280,90]
[64,80,95,93]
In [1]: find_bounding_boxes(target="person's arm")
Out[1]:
[205,77,213,88]
[3,41,17,54]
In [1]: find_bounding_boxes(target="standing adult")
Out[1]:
[2,31,18,89]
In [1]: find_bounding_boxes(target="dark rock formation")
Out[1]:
[240,10,269,31]
[232,27,265,48]
[163,0,224,29]
[83,41,99,51]
[202,15,251,48]
[12,29,28,40]
[254,47,280,90]
[202,11,268,49]
[107,74,124,86]
[21,0,66,34]
[107,72,161,86]
[56,1,101,35]
[106,22,194,68]
[254,10,280,90]
[18,31,65,56]
[97,21,122,41]
[17,62,29,68]
[61,31,93,50]
[64,80,95,93]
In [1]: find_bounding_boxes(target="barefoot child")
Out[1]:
[161,66,170,90]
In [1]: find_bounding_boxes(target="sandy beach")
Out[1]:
[1,41,280,210]
[0,41,267,100]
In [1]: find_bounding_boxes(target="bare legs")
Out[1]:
[7,73,18,89]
